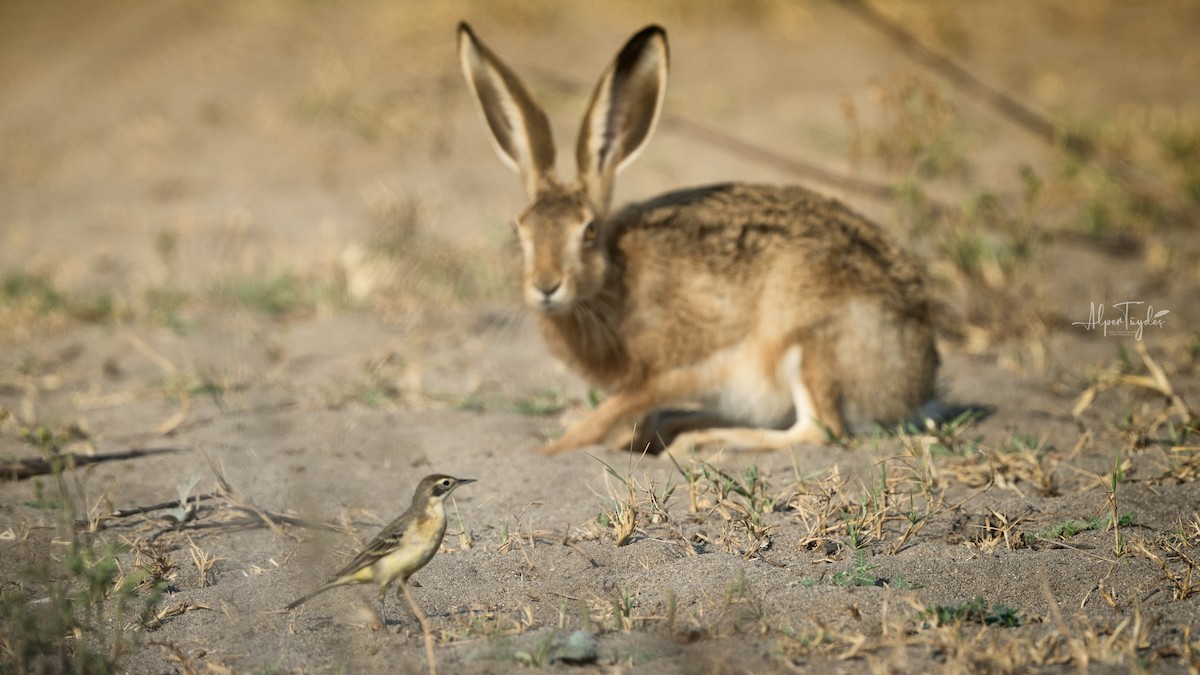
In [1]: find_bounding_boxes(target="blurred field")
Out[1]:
[2,1,1199,672]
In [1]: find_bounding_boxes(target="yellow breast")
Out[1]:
[371,515,446,587]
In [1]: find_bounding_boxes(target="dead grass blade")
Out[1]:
[1074,342,1194,423]
[185,534,222,588]
[1131,539,1199,601]
[148,599,211,630]
[149,640,200,675]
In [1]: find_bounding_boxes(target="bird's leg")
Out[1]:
[376,585,389,629]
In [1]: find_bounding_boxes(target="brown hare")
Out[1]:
[458,23,939,456]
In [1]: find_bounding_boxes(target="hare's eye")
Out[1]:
[581,221,597,245]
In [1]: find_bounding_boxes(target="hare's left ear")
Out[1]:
[575,26,668,216]
[459,22,558,201]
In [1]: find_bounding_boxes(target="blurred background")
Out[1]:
[2,5,1199,670]
[1,0,1198,364]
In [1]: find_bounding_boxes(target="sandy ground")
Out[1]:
[2,1,1200,673]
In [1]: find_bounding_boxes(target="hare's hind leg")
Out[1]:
[663,410,830,460]
[664,345,842,458]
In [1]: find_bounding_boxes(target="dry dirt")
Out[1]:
[2,1,1200,673]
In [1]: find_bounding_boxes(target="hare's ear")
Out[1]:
[576,26,668,214]
[458,22,557,200]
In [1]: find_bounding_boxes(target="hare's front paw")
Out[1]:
[536,438,574,455]
[536,425,608,455]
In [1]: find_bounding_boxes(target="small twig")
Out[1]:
[148,600,211,630]
[105,492,220,519]
[1,446,185,481]
[223,494,293,539]
[167,401,299,437]
[123,330,178,375]
[81,492,343,535]
[149,640,200,675]
[206,452,294,540]
[400,582,438,675]
[1027,535,1119,565]
[1041,572,1089,665]
[662,116,898,203]
[76,491,217,529]
[226,508,345,534]
[833,0,1180,212]
[833,0,1060,147]
[1073,342,1194,425]
[560,525,601,568]
[1134,342,1193,422]
[74,450,344,538]
[102,401,299,445]
[523,64,905,206]
[121,329,191,434]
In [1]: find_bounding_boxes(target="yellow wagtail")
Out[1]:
[286,474,474,620]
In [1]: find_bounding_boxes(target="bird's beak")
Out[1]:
[457,478,477,485]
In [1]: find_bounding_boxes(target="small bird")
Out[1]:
[286,474,474,622]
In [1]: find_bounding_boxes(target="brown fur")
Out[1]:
[458,24,938,455]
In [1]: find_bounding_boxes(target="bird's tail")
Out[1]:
[285,581,339,610]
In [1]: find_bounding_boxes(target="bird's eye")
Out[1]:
[581,221,597,245]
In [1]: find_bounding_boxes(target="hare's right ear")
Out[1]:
[576,26,668,215]
[458,22,557,200]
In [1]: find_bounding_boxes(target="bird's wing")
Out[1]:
[330,513,413,578]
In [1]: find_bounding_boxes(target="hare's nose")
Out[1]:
[534,278,561,298]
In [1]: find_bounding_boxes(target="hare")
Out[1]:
[457,23,939,456]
